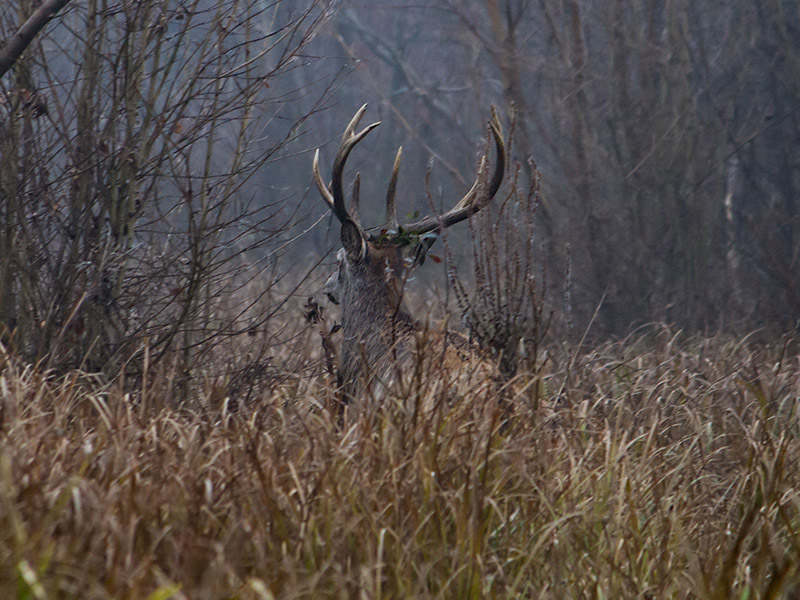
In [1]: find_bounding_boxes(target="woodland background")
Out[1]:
[2,3,800,599]
[1,0,799,376]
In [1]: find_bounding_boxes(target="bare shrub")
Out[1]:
[447,119,550,390]
[0,0,333,388]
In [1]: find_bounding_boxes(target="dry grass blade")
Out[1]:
[0,329,799,598]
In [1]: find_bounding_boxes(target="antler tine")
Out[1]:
[331,105,381,225]
[450,155,485,212]
[486,106,505,201]
[385,147,402,230]
[342,103,368,142]
[400,107,505,236]
[350,173,361,225]
[313,149,335,210]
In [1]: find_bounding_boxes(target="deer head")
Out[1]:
[313,105,505,390]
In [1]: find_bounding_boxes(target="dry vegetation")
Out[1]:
[1,327,799,599]
[3,2,800,598]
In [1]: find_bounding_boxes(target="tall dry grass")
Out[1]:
[1,327,799,599]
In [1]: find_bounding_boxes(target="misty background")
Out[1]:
[1,0,798,377]
[295,0,800,335]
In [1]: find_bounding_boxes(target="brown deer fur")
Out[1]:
[313,105,505,399]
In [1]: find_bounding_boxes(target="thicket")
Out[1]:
[3,0,799,381]
[2,330,800,598]
[0,0,333,385]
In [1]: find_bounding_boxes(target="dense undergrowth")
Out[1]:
[1,327,799,599]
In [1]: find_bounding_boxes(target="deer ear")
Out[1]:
[341,219,366,263]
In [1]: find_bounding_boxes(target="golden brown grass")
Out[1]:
[1,327,799,599]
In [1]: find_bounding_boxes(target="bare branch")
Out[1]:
[0,0,73,81]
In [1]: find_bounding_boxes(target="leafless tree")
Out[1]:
[0,0,335,393]
[0,0,72,79]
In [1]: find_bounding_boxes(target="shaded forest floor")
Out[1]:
[1,328,799,599]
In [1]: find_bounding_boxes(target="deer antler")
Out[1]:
[313,104,381,260]
[397,107,505,236]
[313,105,505,250]
[385,147,402,230]
[313,104,381,223]
[332,104,380,224]
[312,149,335,211]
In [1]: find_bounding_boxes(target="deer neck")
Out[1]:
[339,276,418,380]
[341,276,415,336]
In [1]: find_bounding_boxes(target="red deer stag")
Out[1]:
[313,105,505,398]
